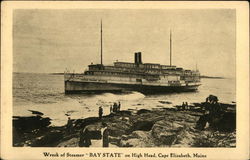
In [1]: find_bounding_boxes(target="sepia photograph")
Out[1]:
[1,1,249,160]
[12,8,237,148]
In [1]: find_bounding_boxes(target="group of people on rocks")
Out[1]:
[98,101,121,119]
[176,102,190,111]
[196,94,224,130]
[110,102,121,113]
[177,95,221,112]
[204,95,222,116]
[181,102,189,110]
[78,122,109,147]
[70,102,121,147]
[66,117,110,147]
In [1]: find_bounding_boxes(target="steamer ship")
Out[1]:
[64,21,201,94]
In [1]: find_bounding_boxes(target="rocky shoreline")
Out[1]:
[13,101,236,147]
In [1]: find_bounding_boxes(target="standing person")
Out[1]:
[99,106,103,119]
[182,102,185,110]
[79,128,86,147]
[79,127,92,147]
[207,95,219,104]
[118,102,121,111]
[101,123,109,147]
[66,117,73,134]
[110,105,113,114]
[113,103,117,112]
[213,96,219,104]
[206,97,209,103]
[185,102,188,110]
[84,129,92,147]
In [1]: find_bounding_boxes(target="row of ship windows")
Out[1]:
[101,66,178,71]
[86,72,198,80]
[114,63,176,69]
[115,63,159,68]
[90,68,198,75]
[86,71,199,78]
[91,68,196,74]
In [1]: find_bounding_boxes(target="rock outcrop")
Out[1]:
[13,101,236,148]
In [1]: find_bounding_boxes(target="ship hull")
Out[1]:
[65,80,200,94]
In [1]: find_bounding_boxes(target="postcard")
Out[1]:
[1,1,249,160]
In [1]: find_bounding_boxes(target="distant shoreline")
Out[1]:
[200,75,225,79]
[49,73,226,79]
[49,73,65,75]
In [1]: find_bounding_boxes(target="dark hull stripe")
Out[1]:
[65,81,200,94]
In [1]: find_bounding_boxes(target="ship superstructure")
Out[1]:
[64,21,201,94]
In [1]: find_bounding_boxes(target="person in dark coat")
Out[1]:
[79,127,92,147]
[118,102,121,111]
[99,106,103,119]
[101,123,109,147]
[79,128,86,147]
[206,95,219,104]
[182,102,185,110]
[66,117,73,134]
[185,102,188,110]
[110,105,113,114]
[113,103,118,112]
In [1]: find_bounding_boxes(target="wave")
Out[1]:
[90,91,145,102]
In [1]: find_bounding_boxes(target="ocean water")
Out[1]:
[13,73,236,126]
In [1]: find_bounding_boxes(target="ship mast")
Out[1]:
[100,20,103,65]
[170,30,172,66]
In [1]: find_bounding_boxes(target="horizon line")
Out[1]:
[13,71,235,79]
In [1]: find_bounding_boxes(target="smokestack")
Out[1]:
[138,52,142,64]
[134,52,138,64]
[134,52,142,64]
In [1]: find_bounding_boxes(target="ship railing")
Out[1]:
[64,73,84,80]
[65,74,112,82]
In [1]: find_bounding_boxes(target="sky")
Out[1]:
[13,9,236,77]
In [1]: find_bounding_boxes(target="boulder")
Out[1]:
[57,138,79,147]
[13,116,51,131]
[121,131,151,141]
[74,117,100,130]
[85,124,102,139]
[120,138,141,147]
[196,114,209,130]
[108,122,132,137]
[116,110,132,116]
[132,121,154,131]
[160,134,177,146]
[216,112,236,132]
[151,121,184,146]
[119,131,153,147]
[137,109,151,115]
[173,129,196,147]
[196,111,236,132]
[109,136,121,145]
[31,130,63,147]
